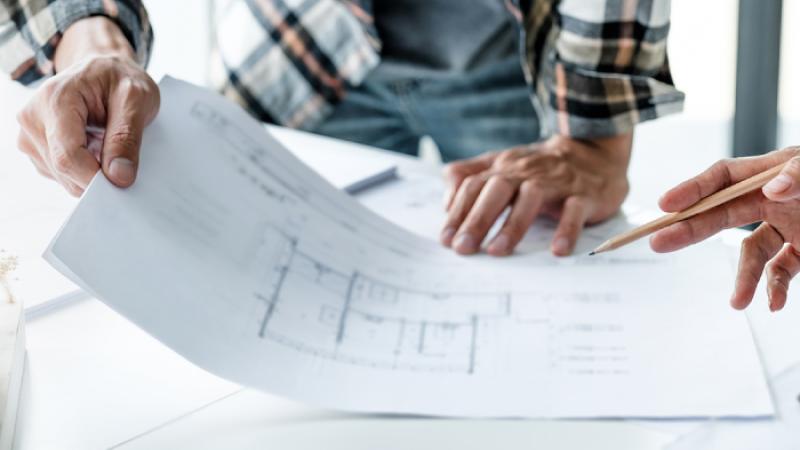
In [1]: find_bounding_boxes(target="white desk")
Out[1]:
[2,80,799,450]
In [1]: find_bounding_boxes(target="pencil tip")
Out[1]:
[588,251,596,256]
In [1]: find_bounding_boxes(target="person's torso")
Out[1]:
[370,0,519,80]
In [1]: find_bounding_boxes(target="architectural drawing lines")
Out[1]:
[258,238,296,338]
[469,315,478,374]
[337,272,358,344]
[251,226,630,377]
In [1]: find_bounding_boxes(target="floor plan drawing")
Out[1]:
[249,225,631,377]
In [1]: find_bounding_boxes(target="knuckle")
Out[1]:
[710,159,733,183]
[65,183,83,197]
[742,233,770,260]
[779,146,800,158]
[462,175,484,193]
[496,150,520,165]
[519,179,541,195]
[787,157,800,173]
[117,76,154,103]
[767,263,790,288]
[528,178,548,193]
[502,222,524,239]
[712,159,733,170]
[566,196,587,210]
[559,221,580,237]
[519,155,545,171]
[86,55,119,74]
[442,164,457,178]
[46,83,73,111]
[487,174,511,188]
[39,78,58,97]
[118,77,143,97]
[765,260,781,278]
[741,234,758,250]
[107,126,141,153]
[51,150,74,173]
[443,163,467,180]
[15,106,32,126]
[16,134,32,155]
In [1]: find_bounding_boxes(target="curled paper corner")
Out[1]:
[0,251,19,303]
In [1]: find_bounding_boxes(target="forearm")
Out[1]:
[55,17,136,72]
[0,0,151,84]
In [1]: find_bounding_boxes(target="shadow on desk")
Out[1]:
[109,389,675,450]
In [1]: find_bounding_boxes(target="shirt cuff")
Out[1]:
[537,56,686,139]
[5,0,152,85]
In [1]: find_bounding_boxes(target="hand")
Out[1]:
[651,147,800,312]
[15,17,159,196]
[440,134,632,256]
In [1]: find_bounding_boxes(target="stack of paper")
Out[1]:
[0,256,24,450]
[46,77,773,419]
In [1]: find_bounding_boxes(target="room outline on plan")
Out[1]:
[250,225,630,377]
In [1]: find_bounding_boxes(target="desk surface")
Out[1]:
[2,79,799,450]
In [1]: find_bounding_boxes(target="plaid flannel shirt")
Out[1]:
[1,0,683,139]
[0,0,151,83]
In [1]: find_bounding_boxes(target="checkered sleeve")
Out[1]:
[0,0,152,85]
[519,0,685,139]
[210,0,380,129]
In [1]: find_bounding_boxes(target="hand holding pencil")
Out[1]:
[599,146,800,312]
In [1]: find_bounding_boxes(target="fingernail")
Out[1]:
[552,237,570,255]
[453,233,477,253]
[109,157,136,186]
[488,234,509,255]
[764,174,792,195]
[440,227,456,245]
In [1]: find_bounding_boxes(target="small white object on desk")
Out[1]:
[0,254,25,450]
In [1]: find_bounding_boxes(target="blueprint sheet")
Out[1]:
[46,78,772,419]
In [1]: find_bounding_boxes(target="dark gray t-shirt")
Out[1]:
[370,0,519,80]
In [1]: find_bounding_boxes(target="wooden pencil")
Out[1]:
[590,162,787,255]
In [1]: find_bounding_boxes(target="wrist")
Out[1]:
[564,132,633,169]
[54,16,136,72]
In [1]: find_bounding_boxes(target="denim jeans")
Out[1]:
[312,55,541,162]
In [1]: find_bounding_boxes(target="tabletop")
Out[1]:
[2,79,799,450]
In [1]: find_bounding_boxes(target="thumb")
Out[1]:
[763,156,800,201]
[102,114,144,188]
[101,80,159,187]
